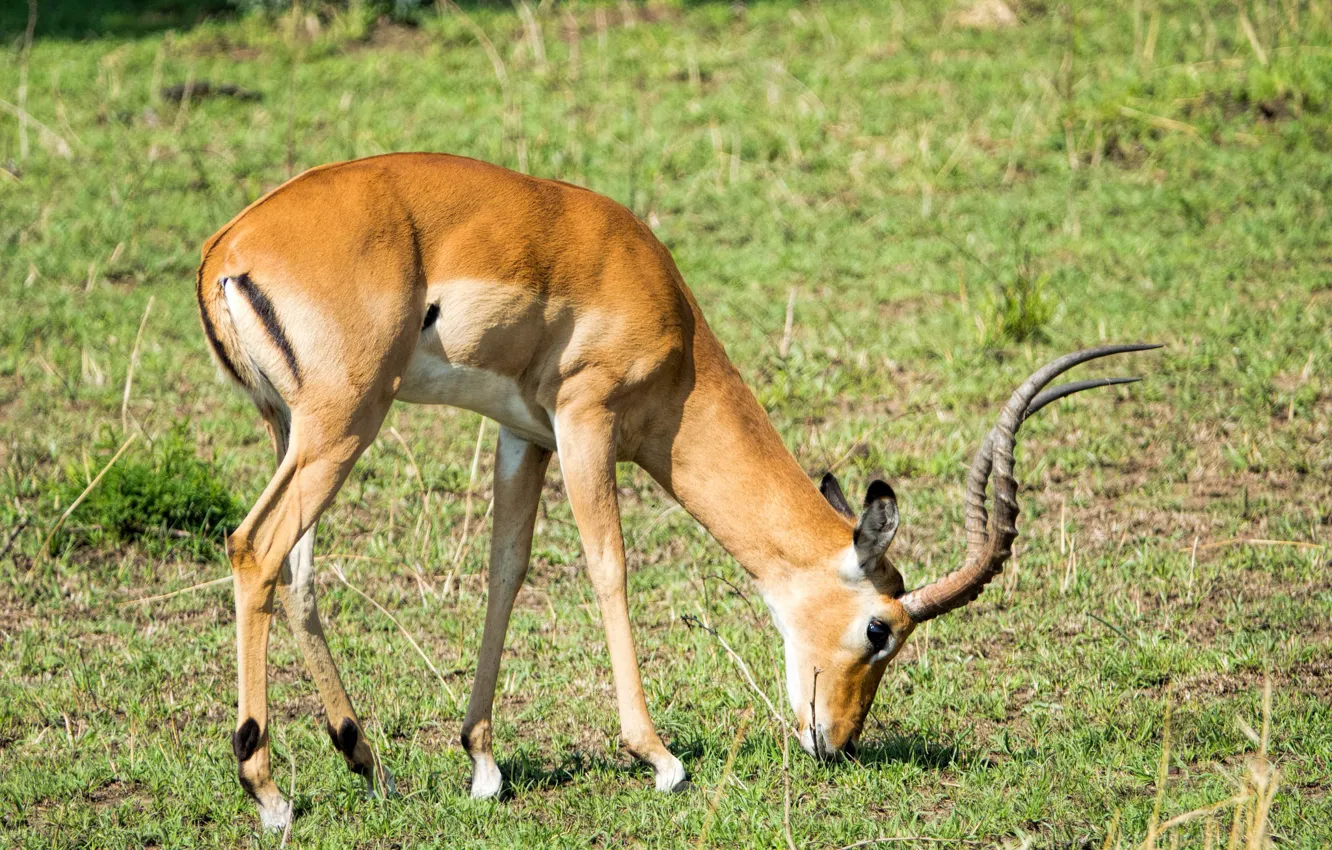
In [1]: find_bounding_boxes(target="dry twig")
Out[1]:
[779,287,797,357]
[120,575,232,606]
[331,562,458,704]
[279,730,295,849]
[682,614,793,738]
[694,710,751,850]
[444,418,488,594]
[122,296,154,432]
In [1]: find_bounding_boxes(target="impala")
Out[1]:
[196,152,1155,830]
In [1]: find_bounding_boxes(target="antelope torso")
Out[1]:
[396,278,557,448]
[205,152,691,456]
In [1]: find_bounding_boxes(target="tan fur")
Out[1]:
[199,153,912,826]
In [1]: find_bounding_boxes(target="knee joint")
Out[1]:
[227,532,267,575]
[229,533,286,594]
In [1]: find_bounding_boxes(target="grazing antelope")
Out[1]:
[196,152,1155,830]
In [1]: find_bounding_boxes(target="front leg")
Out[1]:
[461,427,551,798]
[553,404,687,792]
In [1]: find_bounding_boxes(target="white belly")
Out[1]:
[397,348,555,448]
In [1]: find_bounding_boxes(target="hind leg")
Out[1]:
[265,414,391,795]
[230,408,387,831]
[278,524,393,796]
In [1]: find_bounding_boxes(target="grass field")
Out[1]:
[2,0,1331,846]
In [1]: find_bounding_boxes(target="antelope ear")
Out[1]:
[854,480,899,569]
[820,472,854,518]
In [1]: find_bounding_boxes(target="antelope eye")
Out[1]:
[866,618,892,652]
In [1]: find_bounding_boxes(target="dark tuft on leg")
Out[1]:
[336,718,360,761]
[232,717,261,763]
[422,303,440,331]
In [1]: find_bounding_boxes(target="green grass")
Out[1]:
[47,422,241,560]
[2,0,1330,846]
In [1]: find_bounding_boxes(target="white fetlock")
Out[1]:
[653,754,689,793]
[470,756,503,799]
[258,797,292,832]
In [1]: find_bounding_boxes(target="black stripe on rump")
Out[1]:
[231,273,303,388]
[422,303,439,331]
[197,267,247,387]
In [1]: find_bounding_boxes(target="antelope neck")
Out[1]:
[639,337,852,589]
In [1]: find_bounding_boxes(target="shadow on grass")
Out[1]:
[497,733,712,795]
[852,735,964,770]
[499,751,607,796]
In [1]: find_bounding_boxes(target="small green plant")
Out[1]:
[950,231,1058,347]
[986,251,1056,345]
[51,423,242,560]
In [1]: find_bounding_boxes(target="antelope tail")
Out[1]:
[195,255,302,420]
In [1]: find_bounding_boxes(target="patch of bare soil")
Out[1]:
[361,19,434,52]
[1178,657,1332,703]
[85,778,150,811]
[1100,128,1150,170]
[21,779,152,835]
[1181,90,1304,124]
[183,31,264,61]
[953,0,1019,29]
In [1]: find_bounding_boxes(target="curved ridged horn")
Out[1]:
[899,344,1161,623]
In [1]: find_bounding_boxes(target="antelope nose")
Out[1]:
[802,724,859,760]
[798,725,819,758]
[801,725,848,761]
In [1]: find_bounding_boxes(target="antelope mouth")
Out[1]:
[800,725,858,761]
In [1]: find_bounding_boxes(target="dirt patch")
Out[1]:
[1182,90,1304,124]
[1178,661,1332,703]
[953,0,1018,29]
[85,778,150,811]
[1155,556,1330,642]
[18,779,152,836]
[361,19,434,52]
[183,31,264,61]
[1101,128,1150,170]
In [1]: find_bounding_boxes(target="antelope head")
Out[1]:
[766,345,1159,758]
